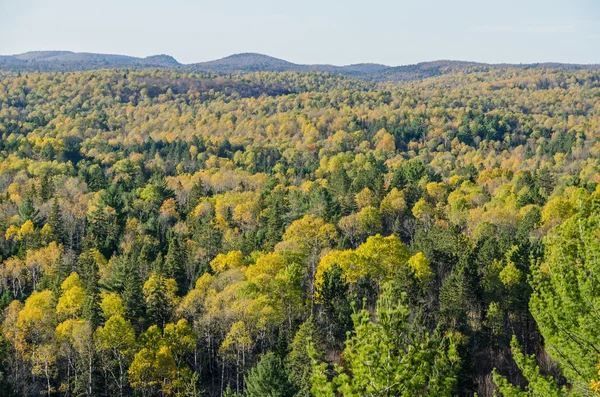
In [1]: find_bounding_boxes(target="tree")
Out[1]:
[164,235,188,294]
[287,318,324,396]
[316,264,353,348]
[56,273,85,320]
[529,201,600,393]
[220,321,254,394]
[47,198,64,244]
[276,215,338,301]
[380,188,406,233]
[245,352,296,397]
[122,265,146,331]
[19,195,40,226]
[311,283,461,397]
[143,273,178,329]
[95,315,136,397]
[79,252,101,328]
[210,250,245,273]
[128,322,194,396]
[492,336,567,397]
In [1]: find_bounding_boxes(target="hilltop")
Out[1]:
[1,50,599,81]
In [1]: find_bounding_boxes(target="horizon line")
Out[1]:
[3,50,600,68]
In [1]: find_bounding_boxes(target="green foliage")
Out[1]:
[286,318,324,396]
[0,66,598,396]
[529,198,600,394]
[311,283,461,396]
[492,336,568,397]
[245,352,296,397]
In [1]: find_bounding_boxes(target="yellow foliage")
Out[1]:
[5,225,19,240]
[56,285,86,319]
[60,272,82,291]
[408,252,434,281]
[99,291,126,319]
[210,251,245,273]
[315,234,410,297]
[17,290,56,338]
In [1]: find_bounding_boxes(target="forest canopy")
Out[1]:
[0,66,599,396]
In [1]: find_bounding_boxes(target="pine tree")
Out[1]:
[164,236,187,294]
[316,264,352,348]
[492,336,567,396]
[39,173,53,201]
[529,202,600,392]
[87,164,108,191]
[47,197,64,243]
[245,352,296,397]
[185,180,204,216]
[311,283,461,396]
[122,265,146,332]
[145,274,172,329]
[80,252,101,328]
[286,318,323,397]
[19,195,40,225]
[262,186,289,251]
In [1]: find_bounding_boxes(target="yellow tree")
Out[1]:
[95,315,136,396]
[275,215,337,300]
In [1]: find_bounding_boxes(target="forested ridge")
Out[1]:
[3,51,599,82]
[0,67,599,396]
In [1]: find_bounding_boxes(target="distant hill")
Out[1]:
[190,53,302,72]
[188,53,391,77]
[0,55,26,65]
[1,50,599,81]
[1,51,181,71]
[371,60,490,81]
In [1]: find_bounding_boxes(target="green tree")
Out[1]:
[529,201,600,394]
[95,315,137,397]
[19,195,40,226]
[311,283,461,397]
[164,235,187,294]
[492,336,567,397]
[245,352,296,397]
[286,318,324,397]
[47,198,64,244]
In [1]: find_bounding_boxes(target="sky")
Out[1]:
[1,0,599,66]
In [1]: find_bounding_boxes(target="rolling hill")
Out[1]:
[1,50,599,81]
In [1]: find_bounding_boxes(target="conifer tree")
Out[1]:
[47,197,64,244]
[245,352,296,397]
[164,235,187,294]
[122,265,146,332]
[311,283,461,396]
[19,195,40,226]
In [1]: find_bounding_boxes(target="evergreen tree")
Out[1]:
[311,283,461,397]
[492,336,567,397]
[164,235,187,294]
[185,180,204,216]
[529,202,600,393]
[316,264,352,348]
[145,274,172,329]
[87,164,108,191]
[39,173,53,201]
[262,186,289,250]
[47,197,64,243]
[19,195,40,225]
[245,352,296,397]
[122,265,146,331]
[286,318,324,397]
[80,252,101,328]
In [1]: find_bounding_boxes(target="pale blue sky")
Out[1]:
[1,0,599,65]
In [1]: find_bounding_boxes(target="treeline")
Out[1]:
[0,68,599,396]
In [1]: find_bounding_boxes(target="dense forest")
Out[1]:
[0,66,599,396]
